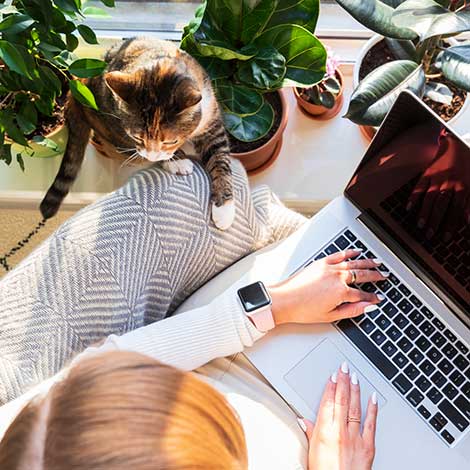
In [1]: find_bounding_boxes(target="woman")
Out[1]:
[0,249,384,469]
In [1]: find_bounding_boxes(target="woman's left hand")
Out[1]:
[267,249,386,326]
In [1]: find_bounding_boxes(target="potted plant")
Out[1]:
[181,0,327,174]
[0,0,112,170]
[335,0,470,139]
[294,47,344,119]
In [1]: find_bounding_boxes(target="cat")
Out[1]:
[40,37,235,230]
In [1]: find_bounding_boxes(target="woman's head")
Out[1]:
[0,352,247,469]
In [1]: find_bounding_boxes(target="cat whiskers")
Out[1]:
[120,151,140,168]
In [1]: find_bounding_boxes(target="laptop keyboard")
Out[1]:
[310,229,470,447]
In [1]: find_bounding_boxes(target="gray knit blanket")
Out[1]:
[0,159,305,404]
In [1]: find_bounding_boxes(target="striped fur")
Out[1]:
[39,38,233,223]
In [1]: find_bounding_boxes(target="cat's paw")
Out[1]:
[162,159,194,175]
[212,199,235,230]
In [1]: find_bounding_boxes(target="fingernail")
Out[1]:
[371,391,378,405]
[297,417,307,433]
[364,305,378,313]
[426,228,434,240]
[331,371,338,383]
[373,258,383,266]
[341,361,349,374]
[381,271,390,278]
[418,218,425,229]
[377,294,385,302]
[406,201,412,211]
[351,372,359,385]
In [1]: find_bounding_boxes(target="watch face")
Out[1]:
[238,282,270,313]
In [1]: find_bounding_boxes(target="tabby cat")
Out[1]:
[40,38,235,230]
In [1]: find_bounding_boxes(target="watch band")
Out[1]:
[249,304,275,332]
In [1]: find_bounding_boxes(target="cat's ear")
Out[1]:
[105,71,134,103]
[176,83,202,113]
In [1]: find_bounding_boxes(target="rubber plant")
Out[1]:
[335,0,470,126]
[0,0,113,168]
[181,0,327,143]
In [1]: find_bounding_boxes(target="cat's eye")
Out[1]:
[163,139,179,145]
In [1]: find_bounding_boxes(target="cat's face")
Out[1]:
[105,64,203,162]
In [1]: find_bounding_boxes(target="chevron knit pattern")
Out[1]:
[0,159,305,404]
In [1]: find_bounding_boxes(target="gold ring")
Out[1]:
[350,270,357,285]
[347,416,361,423]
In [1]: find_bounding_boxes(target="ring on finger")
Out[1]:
[349,270,357,285]
[347,416,361,423]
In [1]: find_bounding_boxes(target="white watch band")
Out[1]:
[248,304,275,333]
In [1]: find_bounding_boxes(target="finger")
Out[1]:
[297,418,315,440]
[330,301,379,321]
[325,249,361,265]
[337,259,382,271]
[316,374,337,425]
[344,287,383,304]
[362,393,378,446]
[348,372,362,436]
[407,174,429,212]
[427,185,452,239]
[334,362,351,425]
[347,269,387,285]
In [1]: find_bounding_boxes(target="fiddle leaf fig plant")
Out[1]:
[0,0,112,167]
[181,0,327,142]
[336,0,470,126]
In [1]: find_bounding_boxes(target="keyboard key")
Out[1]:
[454,395,470,420]
[325,244,339,255]
[335,235,350,250]
[409,310,424,326]
[360,318,375,334]
[344,230,356,242]
[393,352,409,369]
[432,318,445,331]
[427,387,444,404]
[383,303,398,318]
[389,273,400,285]
[398,299,413,314]
[416,375,432,392]
[456,341,469,355]
[450,371,465,387]
[441,429,455,445]
[438,399,469,432]
[438,359,453,375]
[376,280,392,292]
[421,306,433,319]
[399,284,411,297]
[365,250,376,259]
[431,332,446,348]
[362,283,377,293]
[410,295,422,308]
[382,341,398,357]
[430,412,448,431]
[419,360,436,377]
[388,288,403,303]
[444,330,457,343]
[376,314,391,331]
[395,313,409,329]
[336,319,398,380]
[416,335,431,352]
[393,374,412,395]
[355,240,367,251]
[315,253,326,260]
[386,325,402,341]
[371,330,387,346]
[418,405,431,419]
[443,383,459,400]
[428,347,443,363]
[419,320,435,336]
[409,348,424,365]
[431,371,447,388]
[453,354,469,371]
[404,364,420,380]
[463,382,470,399]
[407,388,424,407]
[397,337,413,353]
[405,325,420,341]
[443,344,458,360]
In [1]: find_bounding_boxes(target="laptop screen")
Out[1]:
[345,92,470,321]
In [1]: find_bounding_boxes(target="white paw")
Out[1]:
[212,200,235,230]
[162,159,194,175]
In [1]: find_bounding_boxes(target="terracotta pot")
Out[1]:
[353,34,470,141]
[230,89,288,175]
[293,70,344,120]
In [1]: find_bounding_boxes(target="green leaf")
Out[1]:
[254,24,327,87]
[215,80,263,115]
[17,107,36,134]
[100,0,115,6]
[196,40,257,61]
[223,99,274,142]
[345,60,426,126]
[0,14,34,34]
[69,58,107,77]
[424,81,453,105]
[0,143,12,165]
[0,40,35,79]
[69,79,98,110]
[53,0,80,15]
[384,38,418,61]
[54,50,78,67]
[82,6,111,18]
[439,44,470,92]
[66,33,79,51]
[236,46,286,90]
[320,90,336,109]
[77,24,98,44]
[0,110,28,146]
[39,65,63,96]
[392,0,470,42]
[34,92,55,116]
[335,0,417,40]
[323,76,341,94]
[16,153,25,171]
[20,100,38,126]
[31,135,59,150]
[263,0,320,35]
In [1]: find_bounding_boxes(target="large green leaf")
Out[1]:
[69,79,98,110]
[385,38,418,61]
[0,14,35,34]
[223,99,274,142]
[196,40,257,61]
[236,46,286,90]
[335,0,417,40]
[77,24,98,44]
[0,41,35,79]
[345,60,426,126]
[439,44,470,92]
[392,0,470,42]
[0,110,28,146]
[69,58,107,77]
[254,24,326,86]
[263,0,320,35]
[215,80,263,115]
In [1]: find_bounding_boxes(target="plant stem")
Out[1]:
[422,36,442,74]
[0,92,13,109]
[425,72,443,79]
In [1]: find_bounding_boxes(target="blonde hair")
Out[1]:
[0,352,248,470]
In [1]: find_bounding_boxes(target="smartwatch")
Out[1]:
[237,281,275,332]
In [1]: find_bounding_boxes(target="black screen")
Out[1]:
[238,282,270,312]
[345,92,470,321]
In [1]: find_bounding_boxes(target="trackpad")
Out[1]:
[284,339,386,421]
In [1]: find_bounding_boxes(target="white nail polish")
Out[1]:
[331,371,338,383]
[351,372,359,385]
[377,294,385,301]
[297,418,307,432]
[364,305,379,313]
[341,361,349,374]
[381,271,390,278]
[371,391,378,405]
[373,258,383,265]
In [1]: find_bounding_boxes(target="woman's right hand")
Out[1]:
[302,363,378,470]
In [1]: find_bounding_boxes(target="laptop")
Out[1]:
[244,91,470,468]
